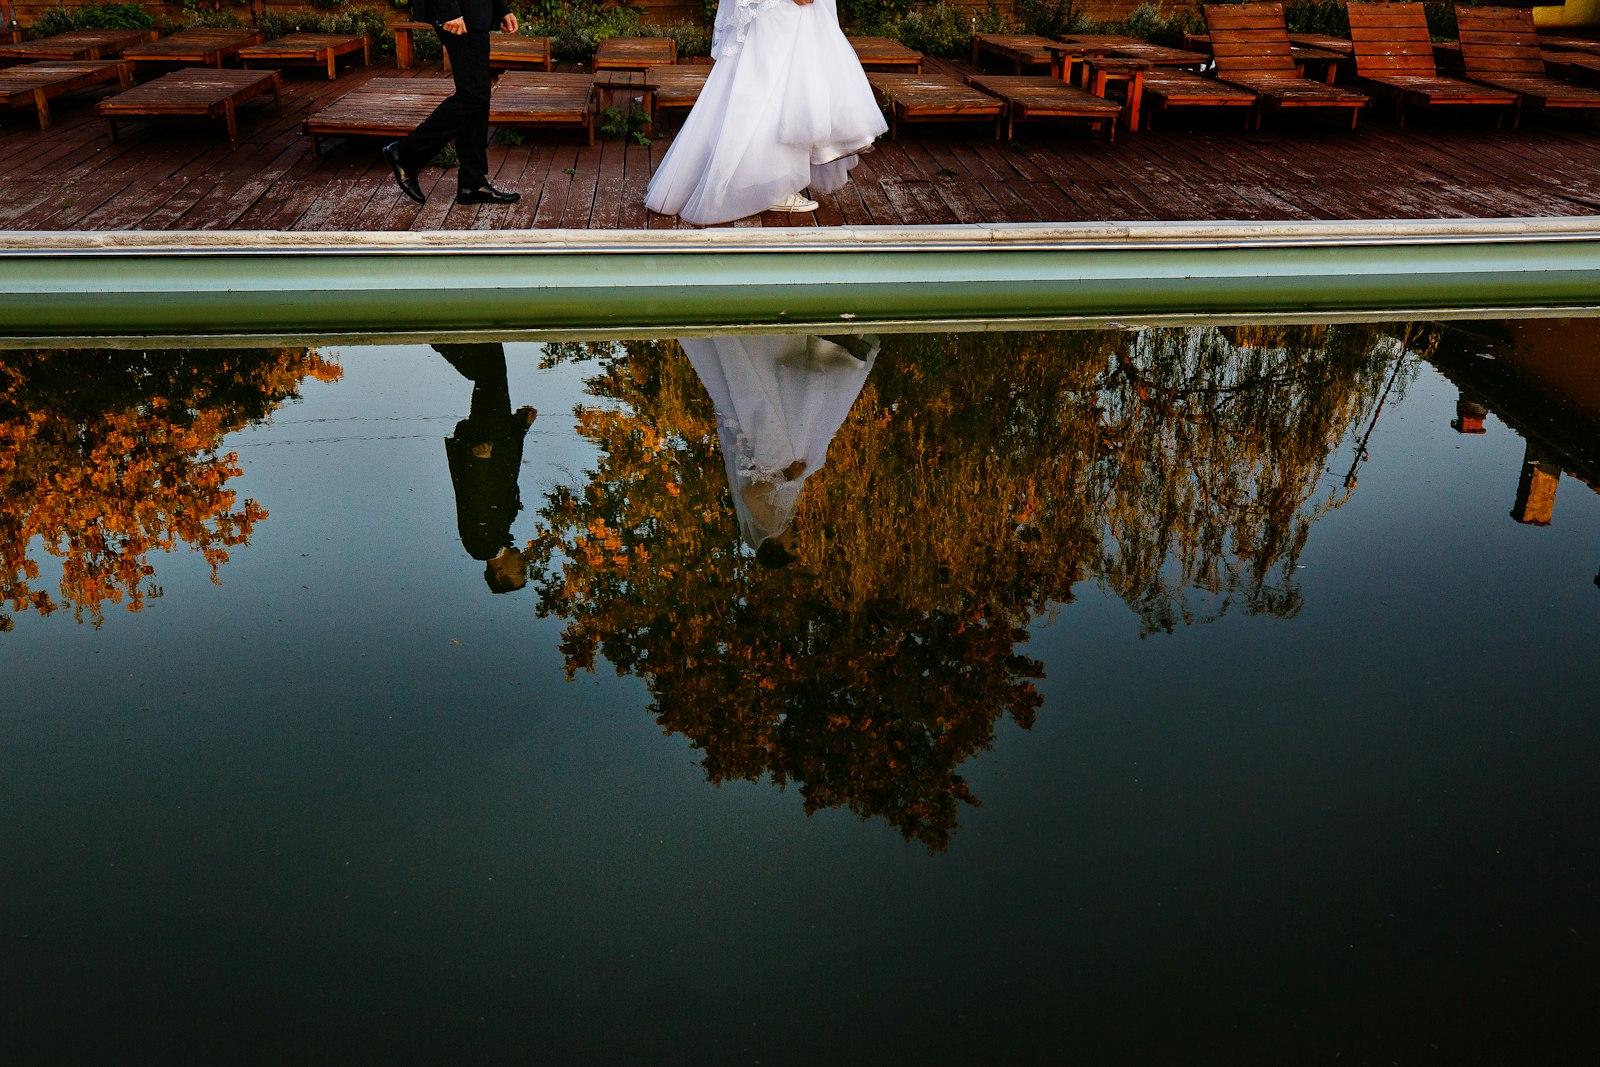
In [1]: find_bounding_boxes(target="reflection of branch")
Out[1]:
[1342,354,1409,490]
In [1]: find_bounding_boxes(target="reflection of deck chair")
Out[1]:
[1346,3,1518,126]
[867,73,1006,139]
[965,74,1123,141]
[1455,5,1600,119]
[1203,3,1368,128]
[0,59,132,128]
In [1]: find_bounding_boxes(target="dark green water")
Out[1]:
[2,320,1597,1064]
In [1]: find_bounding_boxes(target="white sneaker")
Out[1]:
[770,192,819,212]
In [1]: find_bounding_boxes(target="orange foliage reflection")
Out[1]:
[0,347,341,630]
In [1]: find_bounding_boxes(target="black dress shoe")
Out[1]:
[383,141,425,205]
[456,184,521,205]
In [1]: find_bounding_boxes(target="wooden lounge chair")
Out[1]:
[238,33,368,80]
[848,36,921,74]
[1203,3,1368,128]
[97,67,281,147]
[1346,3,1518,126]
[0,28,158,64]
[490,35,552,71]
[593,37,675,72]
[867,72,1005,139]
[971,34,1056,75]
[302,73,595,156]
[493,71,596,143]
[390,22,433,71]
[650,63,711,124]
[0,59,132,128]
[966,73,1124,140]
[1456,4,1600,117]
[119,28,265,71]
[1139,68,1257,129]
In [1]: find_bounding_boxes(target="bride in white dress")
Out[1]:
[679,333,879,565]
[645,0,888,225]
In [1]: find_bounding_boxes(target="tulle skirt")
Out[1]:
[645,0,888,225]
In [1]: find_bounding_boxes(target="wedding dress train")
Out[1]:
[645,0,888,225]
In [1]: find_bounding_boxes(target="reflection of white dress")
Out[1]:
[645,0,888,225]
[680,333,879,548]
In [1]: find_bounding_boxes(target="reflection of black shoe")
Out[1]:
[455,184,521,205]
[383,141,424,205]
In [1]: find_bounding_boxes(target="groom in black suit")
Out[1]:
[383,0,520,205]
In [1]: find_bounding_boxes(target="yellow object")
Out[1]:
[1535,0,1600,30]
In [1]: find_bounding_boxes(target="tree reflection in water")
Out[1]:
[0,346,341,631]
[528,325,1433,851]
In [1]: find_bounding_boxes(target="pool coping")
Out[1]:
[6,218,1600,341]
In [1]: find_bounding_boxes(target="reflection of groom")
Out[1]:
[435,343,536,593]
[383,0,521,206]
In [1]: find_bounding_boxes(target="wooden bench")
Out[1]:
[1138,68,1257,128]
[1346,3,1518,127]
[965,73,1124,140]
[238,33,368,80]
[0,28,158,63]
[867,72,1005,139]
[493,71,596,143]
[119,28,266,71]
[848,36,921,73]
[0,28,27,46]
[971,33,1057,75]
[0,59,132,128]
[97,67,281,147]
[1080,56,1151,131]
[1456,4,1600,118]
[1204,3,1368,128]
[650,63,710,123]
[301,72,595,155]
[593,37,675,72]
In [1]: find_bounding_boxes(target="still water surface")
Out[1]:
[3,321,1598,1063]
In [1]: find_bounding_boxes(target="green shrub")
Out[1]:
[661,18,711,58]
[891,3,983,59]
[1015,0,1078,38]
[1282,0,1348,36]
[34,2,155,35]
[255,5,395,57]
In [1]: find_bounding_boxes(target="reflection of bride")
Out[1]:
[644,0,887,224]
[680,333,879,566]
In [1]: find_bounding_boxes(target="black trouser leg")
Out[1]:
[398,28,491,190]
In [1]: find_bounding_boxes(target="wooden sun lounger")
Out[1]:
[119,28,265,70]
[0,29,26,47]
[0,28,158,64]
[493,71,596,142]
[1203,3,1368,128]
[301,72,595,156]
[966,73,1123,140]
[238,33,369,80]
[97,67,281,147]
[593,37,675,72]
[848,36,921,73]
[867,72,1005,139]
[391,22,433,71]
[491,35,552,71]
[650,63,711,121]
[971,33,1057,75]
[1347,3,1518,126]
[0,59,132,128]
[1456,5,1600,117]
[1139,68,1257,128]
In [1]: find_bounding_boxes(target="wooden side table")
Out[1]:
[1081,56,1150,132]
[593,68,656,134]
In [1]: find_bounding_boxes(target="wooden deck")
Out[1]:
[6,56,1600,232]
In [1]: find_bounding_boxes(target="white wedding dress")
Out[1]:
[645,0,888,225]
[680,333,879,549]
